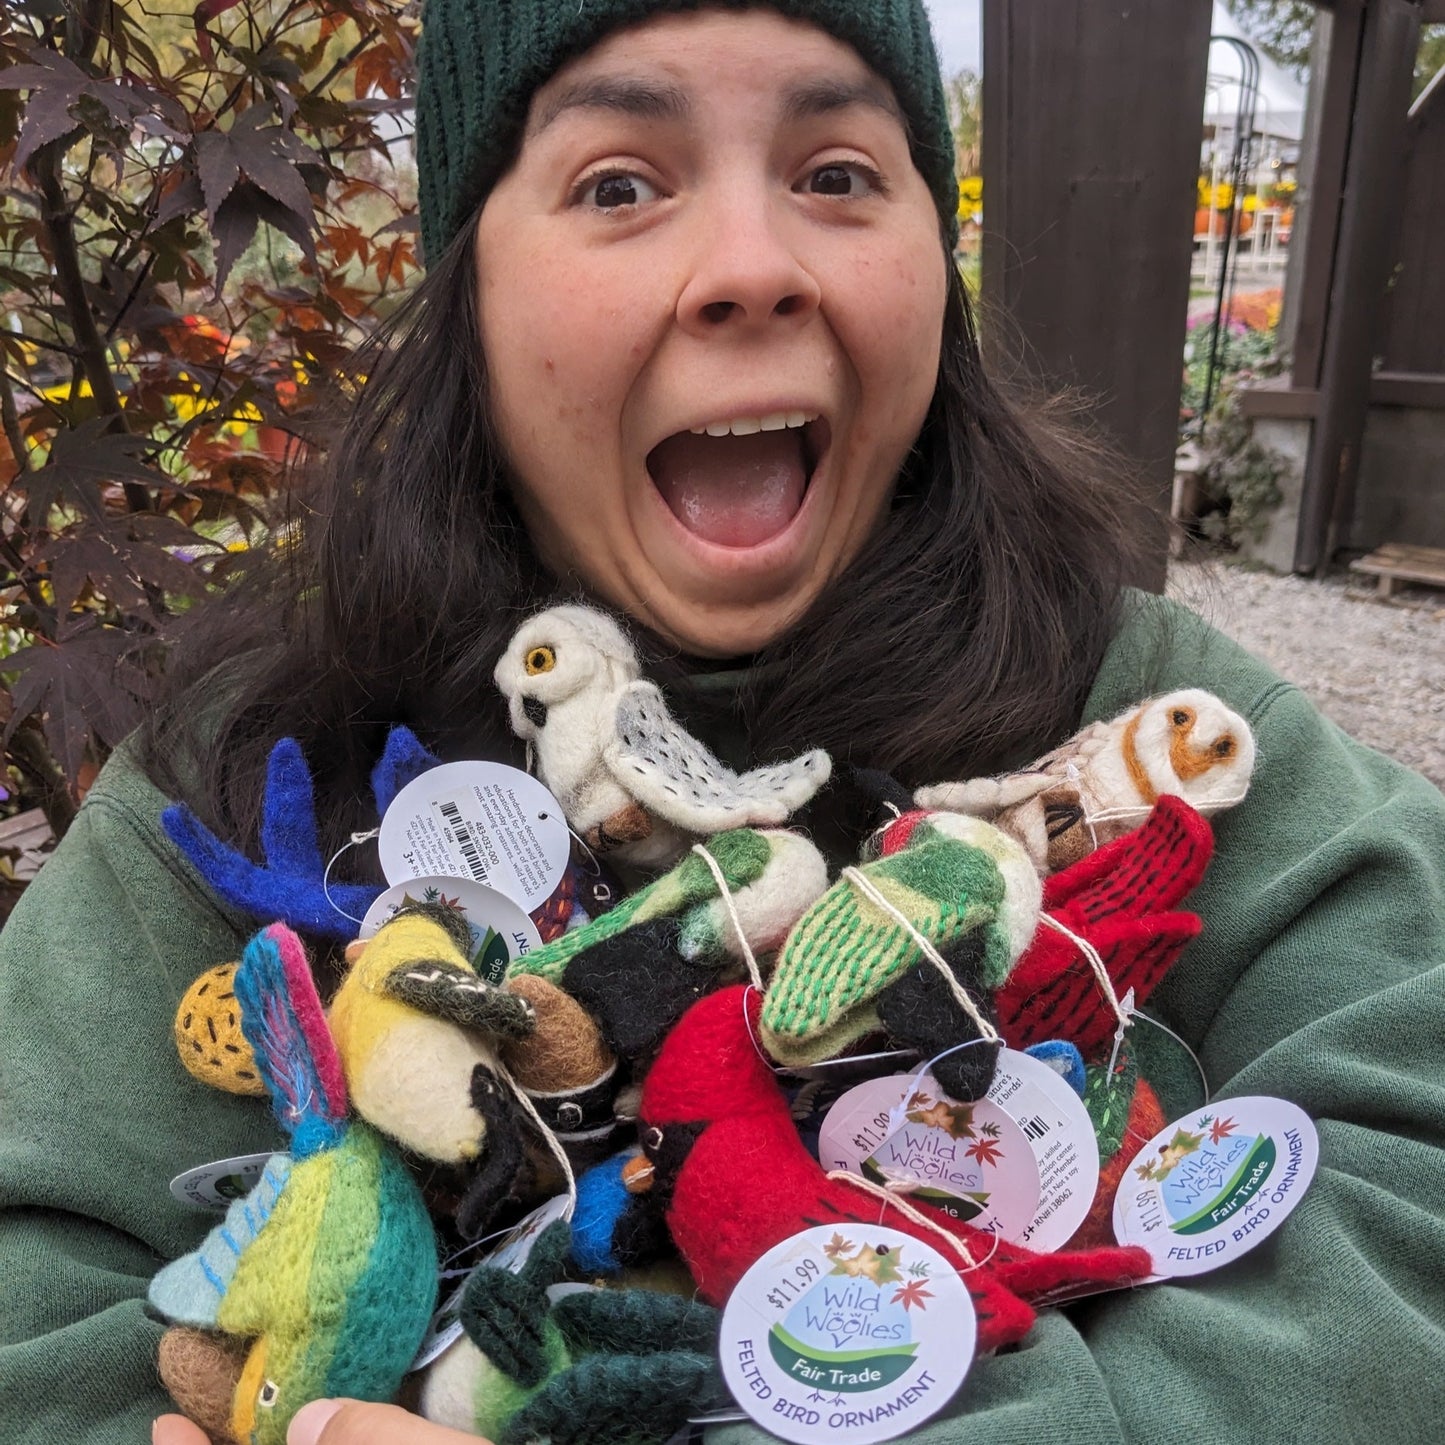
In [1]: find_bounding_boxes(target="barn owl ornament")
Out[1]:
[494,605,832,872]
[916,689,1255,874]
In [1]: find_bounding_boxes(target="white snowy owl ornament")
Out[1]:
[494,605,831,872]
[916,688,1255,874]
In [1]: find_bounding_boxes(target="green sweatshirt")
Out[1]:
[2,593,1443,1443]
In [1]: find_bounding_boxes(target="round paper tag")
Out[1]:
[719,1224,973,1445]
[1112,1095,1318,1277]
[987,1047,1100,1252]
[818,1075,1040,1241]
[377,761,570,913]
[169,1151,274,1210]
[359,877,543,987]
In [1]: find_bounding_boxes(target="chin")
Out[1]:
[642,593,814,659]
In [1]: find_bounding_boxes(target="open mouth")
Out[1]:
[646,413,829,548]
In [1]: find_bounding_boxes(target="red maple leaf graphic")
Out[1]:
[965,1135,1005,1167]
[1208,1116,1237,1145]
[891,1279,934,1312]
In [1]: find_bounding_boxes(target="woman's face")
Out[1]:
[476,9,947,657]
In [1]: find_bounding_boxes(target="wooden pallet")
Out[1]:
[1349,542,1445,598]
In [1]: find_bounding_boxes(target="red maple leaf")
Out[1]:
[965,1135,1005,1167]
[1208,1116,1237,1145]
[891,1279,934,1312]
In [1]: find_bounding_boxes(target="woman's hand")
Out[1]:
[152,1403,492,1445]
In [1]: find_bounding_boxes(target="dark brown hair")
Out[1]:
[141,220,1149,861]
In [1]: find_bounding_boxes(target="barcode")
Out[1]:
[1021,1115,1050,1142]
[439,800,488,883]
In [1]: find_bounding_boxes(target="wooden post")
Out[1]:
[1294,0,1421,573]
[980,0,1213,592]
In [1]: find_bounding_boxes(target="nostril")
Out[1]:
[700,300,735,324]
[774,294,806,317]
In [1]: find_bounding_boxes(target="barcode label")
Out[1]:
[439,800,489,883]
[1021,1114,1051,1142]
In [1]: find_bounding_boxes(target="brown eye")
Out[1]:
[1171,708,1192,727]
[1215,737,1234,757]
[525,646,556,676]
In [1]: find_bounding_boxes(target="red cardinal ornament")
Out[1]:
[995,794,1214,1060]
[636,984,1153,1354]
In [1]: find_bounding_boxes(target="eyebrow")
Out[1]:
[529,72,905,138]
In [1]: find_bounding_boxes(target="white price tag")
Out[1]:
[378,761,570,913]
[169,1151,275,1210]
[1112,1096,1318,1277]
[718,1225,973,1445]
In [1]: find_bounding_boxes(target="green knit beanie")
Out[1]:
[415,0,959,263]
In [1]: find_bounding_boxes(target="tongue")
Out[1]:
[648,429,807,547]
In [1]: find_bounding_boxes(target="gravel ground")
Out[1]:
[1166,557,1445,792]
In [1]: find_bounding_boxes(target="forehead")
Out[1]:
[522,8,905,138]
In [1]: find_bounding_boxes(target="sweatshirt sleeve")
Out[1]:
[0,747,275,1444]
[710,597,1445,1445]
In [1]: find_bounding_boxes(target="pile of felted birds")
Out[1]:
[154,603,1256,1445]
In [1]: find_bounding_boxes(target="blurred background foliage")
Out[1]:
[0,0,421,857]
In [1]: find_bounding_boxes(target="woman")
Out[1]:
[2,3,1442,1443]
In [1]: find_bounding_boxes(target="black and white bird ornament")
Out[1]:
[493,604,832,871]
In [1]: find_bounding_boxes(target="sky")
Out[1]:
[925,0,983,77]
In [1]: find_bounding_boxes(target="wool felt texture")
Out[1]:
[1069,1048,1167,1252]
[329,905,533,1181]
[917,689,1253,875]
[995,795,1214,1062]
[149,923,438,1445]
[638,984,1153,1351]
[502,974,616,1094]
[509,828,819,1061]
[494,606,832,871]
[157,1326,249,1445]
[1025,1040,1088,1098]
[872,927,1002,1101]
[174,960,267,1096]
[762,812,1040,1067]
[424,1219,725,1445]
[14,600,1445,1444]
[570,1149,675,1276]
[414,0,959,262]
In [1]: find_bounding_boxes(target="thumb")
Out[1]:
[287,1399,493,1445]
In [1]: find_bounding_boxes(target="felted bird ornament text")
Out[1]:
[149,923,438,1445]
[761,812,1040,1094]
[420,1219,727,1445]
[509,826,828,1063]
[916,689,1254,874]
[632,984,1154,1351]
[494,604,832,871]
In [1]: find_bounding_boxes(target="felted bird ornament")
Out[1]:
[995,793,1215,1061]
[760,812,1040,1086]
[163,726,440,941]
[509,826,828,1063]
[149,923,438,1445]
[493,604,832,871]
[331,903,537,1238]
[420,1219,726,1445]
[916,689,1254,874]
[631,984,1154,1350]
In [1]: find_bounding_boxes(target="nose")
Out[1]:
[675,189,821,335]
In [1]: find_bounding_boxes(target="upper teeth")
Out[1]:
[691,411,816,437]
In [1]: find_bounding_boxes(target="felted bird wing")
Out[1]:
[607,680,830,833]
[232,922,349,1159]
[380,957,537,1039]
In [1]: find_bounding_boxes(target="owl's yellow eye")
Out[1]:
[525,646,556,676]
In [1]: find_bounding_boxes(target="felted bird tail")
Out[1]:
[421,1219,726,1445]
[996,795,1214,1060]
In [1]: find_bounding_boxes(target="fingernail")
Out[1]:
[287,1399,344,1445]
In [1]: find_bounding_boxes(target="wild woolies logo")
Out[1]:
[861,1091,1005,1223]
[767,1235,929,1392]
[1113,1096,1319,1278]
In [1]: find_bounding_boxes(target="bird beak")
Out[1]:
[523,697,548,729]
[621,1153,656,1195]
